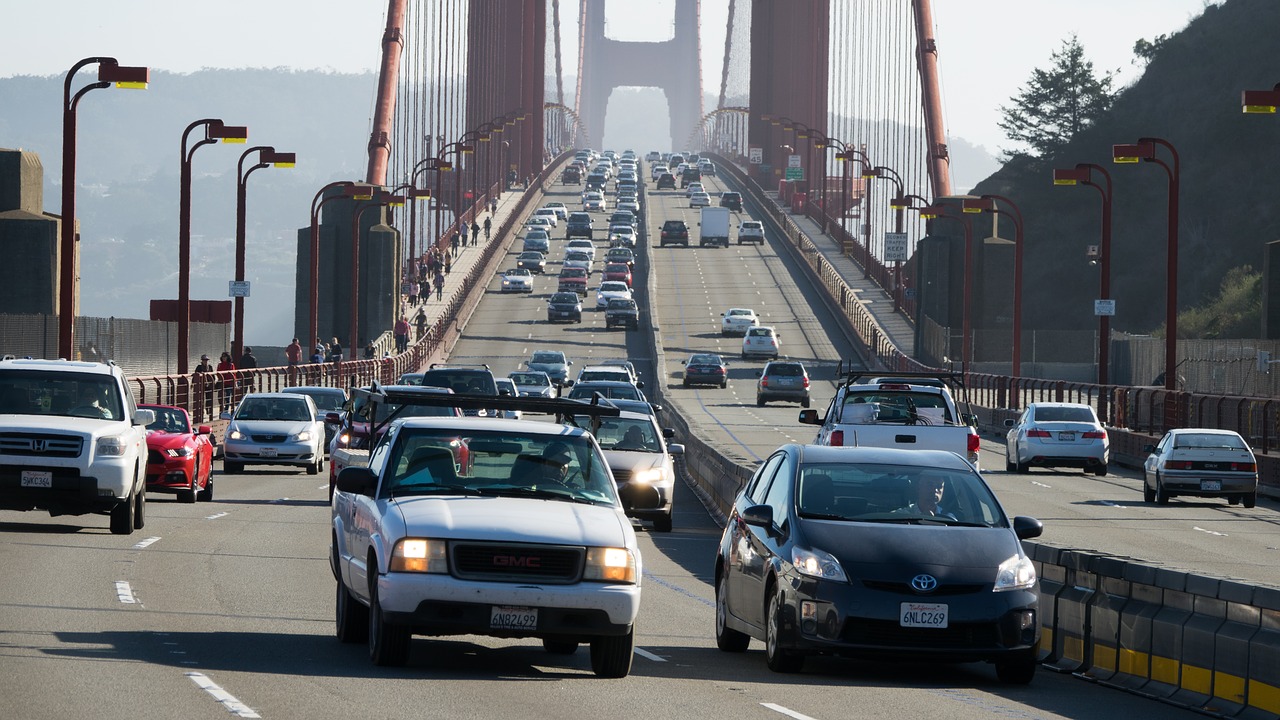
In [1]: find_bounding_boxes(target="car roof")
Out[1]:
[1028,402,1094,409]
[283,386,346,395]
[0,358,117,375]
[793,444,975,469]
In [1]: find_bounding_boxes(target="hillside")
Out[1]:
[970,0,1280,337]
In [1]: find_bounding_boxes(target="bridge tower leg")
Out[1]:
[577,0,703,151]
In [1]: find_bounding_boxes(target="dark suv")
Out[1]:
[410,365,500,417]
[680,167,702,188]
[547,291,583,323]
[566,211,594,240]
[605,297,640,330]
[660,219,690,247]
[656,173,677,190]
[560,166,581,184]
[719,192,743,211]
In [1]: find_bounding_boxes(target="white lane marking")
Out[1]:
[205,512,229,520]
[115,581,137,604]
[633,647,665,662]
[761,703,819,720]
[1100,500,1128,509]
[1194,526,1228,537]
[1031,481,1052,489]
[132,536,161,549]
[186,672,261,718]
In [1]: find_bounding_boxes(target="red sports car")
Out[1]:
[141,404,214,503]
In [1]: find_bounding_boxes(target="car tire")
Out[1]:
[368,577,411,666]
[1154,475,1170,505]
[180,480,198,504]
[1143,477,1155,503]
[589,627,634,678]
[756,397,765,407]
[1244,492,1257,509]
[110,489,136,536]
[336,576,369,644]
[720,380,727,389]
[1005,453,1016,473]
[765,589,804,673]
[1093,463,1108,477]
[682,379,690,388]
[715,572,751,653]
[224,461,243,474]
[542,638,579,655]
[995,649,1038,684]
[801,398,810,408]
[197,477,214,502]
[307,458,321,476]
[134,484,146,529]
[653,512,673,533]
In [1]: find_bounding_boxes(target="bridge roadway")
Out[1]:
[0,165,1266,719]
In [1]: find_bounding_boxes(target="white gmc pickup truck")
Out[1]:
[798,372,982,470]
[0,358,154,534]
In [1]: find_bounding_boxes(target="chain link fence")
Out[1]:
[0,314,228,377]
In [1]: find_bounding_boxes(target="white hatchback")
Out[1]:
[720,308,760,336]
[741,326,780,359]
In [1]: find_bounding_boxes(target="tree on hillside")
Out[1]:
[997,35,1115,160]
[1132,34,1169,66]
[1169,266,1261,339]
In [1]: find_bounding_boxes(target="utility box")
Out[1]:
[791,192,807,214]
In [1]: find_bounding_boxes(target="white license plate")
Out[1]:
[1201,480,1222,491]
[20,470,53,488]
[1057,431,1077,441]
[260,448,278,458]
[491,605,538,631]
[900,602,948,628]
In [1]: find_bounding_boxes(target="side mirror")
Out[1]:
[219,411,233,421]
[133,409,156,427]
[325,412,343,425]
[336,466,379,497]
[635,381,645,389]
[1012,516,1043,540]
[798,409,821,425]
[741,504,774,529]
[1142,444,1156,454]
[668,443,685,456]
[662,427,675,440]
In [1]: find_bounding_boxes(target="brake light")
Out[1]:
[802,377,810,388]
[830,430,844,446]
[967,431,981,453]
[1027,429,1051,438]
[759,377,769,386]
[1165,460,1193,470]
[1082,430,1106,439]
[878,383,911,390]
[1233,462,1257,472]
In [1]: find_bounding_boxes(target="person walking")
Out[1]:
[434,269,445,301]
[238,346,257,394]
[414,307,428,342]
[394,315,411,353]
[470,220,480,246]
[194,353,215,417]
[216,352,236,407]
[444,253,452,275]
[329,337,343,362]
[483,215,492,241]
[285,337,302,367]
[450,230,460,257]
[408,278,420,306]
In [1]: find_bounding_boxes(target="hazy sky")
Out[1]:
[1,0,1214,152]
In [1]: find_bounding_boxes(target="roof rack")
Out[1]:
[836,363,967,391]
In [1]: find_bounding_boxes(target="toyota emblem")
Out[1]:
[911,574,938,593]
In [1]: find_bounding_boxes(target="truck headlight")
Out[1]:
[630,468,664,485]
[993,554,1036,592]
[96,435,127,457]
[792,547,848,582]
[390,538,448,573]
[584,547,636,583]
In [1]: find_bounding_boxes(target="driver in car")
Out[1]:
[896,472,958,520]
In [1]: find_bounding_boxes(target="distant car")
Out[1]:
[684,182,705,198]
[656,173,677,190]
[139,404,215,503]
[563,250,593,275]
[560,166,582,184]
[605,247,637,270]
[651,164,669,180]
[690,192,711,208]
[1004,402,1109,475]
[522,232,550,255]
[756,360,810,407]
[282,386,348,452]
[566,238,597,261]
[583,192,608,212]
[557,266,590,297]
[527,350,572,386]
[508,370,555,398]
[660,219,690,247]
[645,151,661,162]
[493,378,523,420]
[681,167,702,187]
[699,161,717,176]
[546,291,583,324]
[543,202,569,220]
[609,210,637,230]
[597,359,641,385]
[719,191,742,211]
[721,307,760,336]
[603,262,633,288]
[532,207,560,227]
[738,219,766,245]
[575,365,641,387]
[408,365,501,418]
[741,326,780,360]
[595,281,634,309]
[501,267,535,293]
[608,226,637,248]
[714,445,1042,682]
[605,298,640,330]
[682,353,729,389]
[517,251,547,274]
[616,197,640,214]
[565,381,647,402]
[220,393,326,474]
[579,409,683,532]
[525,216,555,232]
[1142,428,1257,507]
[566,211,594,239]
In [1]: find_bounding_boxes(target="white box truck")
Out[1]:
[699,207,731,247]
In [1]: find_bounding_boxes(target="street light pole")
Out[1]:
[969,195,1025,380]
[178,119,247,374]
[234,147,294,363]
[1114,138,1180,409]
[916,203,975,374]
[348,190,405,360]
[872,166,906,311]
[59,57,148,361]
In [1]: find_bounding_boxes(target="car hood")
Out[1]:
[146,430,197,449]
[231,420,316,435]
[389,495,632,546]
[600,449,667,474]
[801,521,1023,584]
[0,415,129,437]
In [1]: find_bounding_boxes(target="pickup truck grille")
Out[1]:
[0,432,84,459]
[451,542,584,584]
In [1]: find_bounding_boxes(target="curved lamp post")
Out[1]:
[59,57,149,361]
[233,146,294,363]
[178,119,247,374]
[912,201,976,374]
[348,188,405,359]
[308,181,369,350]
[965,195,1025,381]
[871,165,906,309]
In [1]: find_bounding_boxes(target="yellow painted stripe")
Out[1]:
[1151,655,1180,685]
[1064,636,1084,662]
[1248,679,1280,714]
[1093,643,1117,672]
[1182,664,1213,695]
[1214,671,1245,704]
[1118,648,1149,678]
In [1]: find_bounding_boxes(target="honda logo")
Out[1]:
[31,439,47,453]
[911,574,939,593]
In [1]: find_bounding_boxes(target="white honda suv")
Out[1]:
[0,358,154,534]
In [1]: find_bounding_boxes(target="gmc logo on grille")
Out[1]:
[492,555,541,568]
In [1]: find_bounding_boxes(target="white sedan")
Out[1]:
[720,307,760,336]
[500,268,535,293]
[1142,428,1258,507]
[532,208,559,227]
[690,192,711,208]
[595,281,634,308]
[583,192,608,212]
[525,216,554,232]
[1004,402,1109,476]
[543,202,569,220]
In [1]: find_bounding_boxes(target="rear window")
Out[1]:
[1033,406,1096,423]
[418,369,497,396]
[766,364,803,377]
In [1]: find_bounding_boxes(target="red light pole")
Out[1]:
[178,120,247,374]
[1053,164,1114,417]
[1114,139,1180,414]
[913,202,976,374]
[348,189,405,360]
[233,147,294,363]
[871,166,906,310]
[59,57,148,361]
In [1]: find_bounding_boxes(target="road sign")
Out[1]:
[1094,299,1116,316]
[787,154,802,169]
[784,167,804,181]
[883,232,909,261]
[228,281,250,298]
[749,147,762,164]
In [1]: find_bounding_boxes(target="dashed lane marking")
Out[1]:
[115,581,137,604]
[186,672,261,719]
[132,536,161,549]
[205,512,229,520]
[761,703,819,720]
[633,647,666,662]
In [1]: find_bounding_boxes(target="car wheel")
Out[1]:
[180,481,198,504]
[109,489,136,536]
[995,649,1038,684]
[1005,453,1016,473]
[765,589,804,673]
[653,512,673,533]
[542,638,579,655]
[1154,475,1170,505]
[336,575,369,644]
[224,461,243,474]
[1093,463,1108,477]
[720,380,727,389]
[307,458,321,476]
[134,484,146,529]
[1229,495,1241,505]
[1244,492,1257,509]
[368,577,411,666]
[589,627,634,678]
[682,379,690,388]
[756,397,765,407]
[197,477,214,502]
[741,353,747,360]
[801,398,810,408]
[715,572,750,652]
[1143,476,1155,503]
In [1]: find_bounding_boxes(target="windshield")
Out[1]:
[0,371,125,421]
[591,416,661,453]
[795,462,1004,527]
[289,390,345,411]
[567,384,642,400]
[384,428,618,506]
[144,406,190,433]
[510,373,549,387]
[236,397,311,422]
[530,352,565,365]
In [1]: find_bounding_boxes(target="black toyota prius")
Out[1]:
[713,445,1043,683]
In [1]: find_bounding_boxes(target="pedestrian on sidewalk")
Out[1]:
[415,307,427,342]
[451,231,460,257]
[483,216,492,241]
[328,337,343,362]
[285,337,302,367]
[394,316,410,353]
[470,220,480,246]
[216,352,236,407]
[195,353,215,417]
[459,221,469,247]
[408,278,419,306]
[238,346,257,394]
[363,342,376,360]
[434,269,445,301]
[444,253,452,275]
[489,197,497,213]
